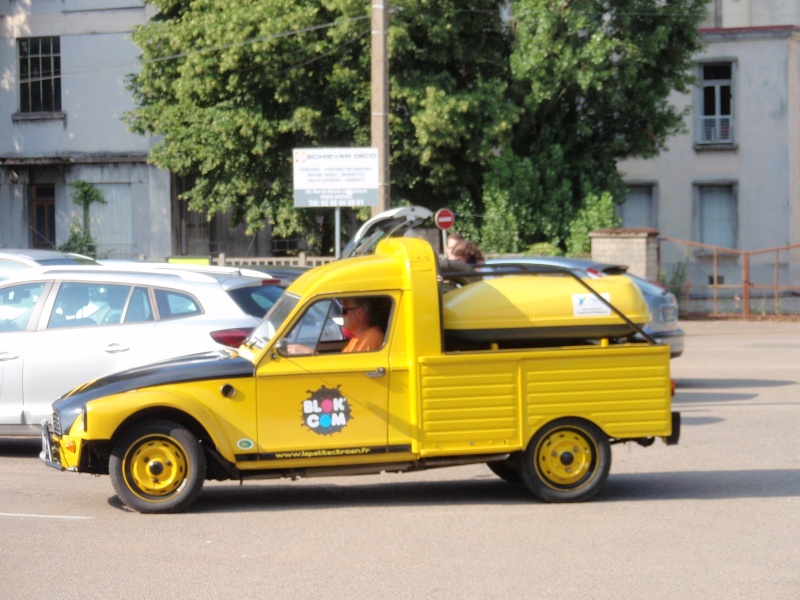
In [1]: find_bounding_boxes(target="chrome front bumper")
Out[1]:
[39,420,63,470]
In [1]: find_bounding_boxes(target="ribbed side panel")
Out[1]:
[419,359,520,453]
[523,352,672,437]
[416,346,673,455]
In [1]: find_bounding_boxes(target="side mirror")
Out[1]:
[273,338,289,358]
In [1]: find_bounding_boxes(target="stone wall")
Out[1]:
[589,228,659,281]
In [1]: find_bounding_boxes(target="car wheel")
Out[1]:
[520,418,610,503]
[110,420,206,514]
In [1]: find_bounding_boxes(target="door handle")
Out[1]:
[103,343,130,354]
[0,351,19,361]
[365,367,386,378]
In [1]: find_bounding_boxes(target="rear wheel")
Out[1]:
[520,418,610,503]
[110,420,206,514]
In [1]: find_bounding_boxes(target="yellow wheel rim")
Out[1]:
[534,427,596,490]
[123,435,190,501]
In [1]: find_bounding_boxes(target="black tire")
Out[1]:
[486,455,522,483]
[109,420,206,514]
[519,418,610,503]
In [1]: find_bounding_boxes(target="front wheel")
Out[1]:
[520,418,610,503]
[110,420,206,514]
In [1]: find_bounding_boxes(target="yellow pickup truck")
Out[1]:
[41,237,678,513]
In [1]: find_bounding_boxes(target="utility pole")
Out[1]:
[370,1,390,215]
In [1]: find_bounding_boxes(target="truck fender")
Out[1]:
[87,390,239,463]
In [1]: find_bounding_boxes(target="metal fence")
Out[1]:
[215,252,336,269]
[658,238,800,318]
[697,115,733,144]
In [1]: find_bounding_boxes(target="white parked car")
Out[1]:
[0,249,99,281]
[0,266,284,437]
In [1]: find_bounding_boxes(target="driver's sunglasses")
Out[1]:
[341,306,360,315]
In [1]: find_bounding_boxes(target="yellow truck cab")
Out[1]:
[41,236,678,513]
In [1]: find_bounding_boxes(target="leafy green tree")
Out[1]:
[126,0,511,253]
[565,190,620,256]
[59,180,106,256]
[126,0,706,254]
[475,0,707,252]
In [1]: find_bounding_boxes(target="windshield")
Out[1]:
[243,292,299,350]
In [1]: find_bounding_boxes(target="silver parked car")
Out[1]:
[0,266,284,437]
[486,256,684,358]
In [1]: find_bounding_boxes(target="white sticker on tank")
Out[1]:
[572,293,612,316]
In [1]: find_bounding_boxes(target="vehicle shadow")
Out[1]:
[178,467,800,514]
[673,377,798,405]
[676,378,796,389]
[678,415,725,426]
[0,438,41,457]
[603,469,800,501]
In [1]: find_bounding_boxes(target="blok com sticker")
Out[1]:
[302,385,352,435]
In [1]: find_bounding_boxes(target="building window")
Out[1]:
[30,185,56,248]
[619,185,657,229]
[19,37,62,114]
[696,185,737,248]
[697,63,733,145]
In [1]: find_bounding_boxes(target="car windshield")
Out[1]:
[243,292,299,350]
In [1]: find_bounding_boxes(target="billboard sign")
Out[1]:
[293,148,379,208]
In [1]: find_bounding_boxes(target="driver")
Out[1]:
[340,298,384,353]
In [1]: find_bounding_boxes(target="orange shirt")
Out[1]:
[342,326,384,353]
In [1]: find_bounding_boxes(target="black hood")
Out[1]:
[52,350,254,435]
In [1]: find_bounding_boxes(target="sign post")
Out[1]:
[434,208,456,255]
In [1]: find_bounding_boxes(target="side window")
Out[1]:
[125,287,154,323]
[0,282,45,332]
[50,284,133,327]
[154,288,201,320]
[99,285,133,325]
[227,285,285,318]
[282,296,392,355]
[283,299,345,355]
[48,283,97,328]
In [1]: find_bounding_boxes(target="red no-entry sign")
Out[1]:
[434,208,455,231]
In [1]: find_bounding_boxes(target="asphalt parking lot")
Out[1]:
[1,319,799,599]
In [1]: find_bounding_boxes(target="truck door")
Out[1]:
[256,295,394,462]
